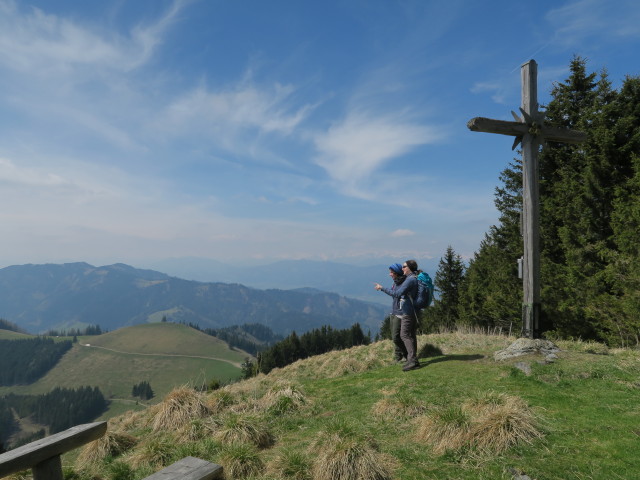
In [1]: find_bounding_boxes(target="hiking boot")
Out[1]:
[394,357,407,364]
[402,361,420,372]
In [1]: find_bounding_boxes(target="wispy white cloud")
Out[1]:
[157,81,314,143]
[470,81,510,105]
[547,0,640,47]
[0,0,184,74]
[390,229,415,238]
[313,111,443,193]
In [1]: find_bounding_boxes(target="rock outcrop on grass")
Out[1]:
[494,338,559,361]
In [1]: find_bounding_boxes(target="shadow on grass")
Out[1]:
[420,354,485,366]
[418,343,484,365]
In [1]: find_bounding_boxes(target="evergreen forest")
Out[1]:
[255,323,370,374]
[0,386,107,448]
[425,57,640,347]
[0,318,25,334]
[185,322,283,355]
[0,338,72,385]
[132,381,155,400]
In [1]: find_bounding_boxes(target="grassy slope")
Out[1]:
[76,333,640,480]
[0,323,248,417]
[0,330,32,340]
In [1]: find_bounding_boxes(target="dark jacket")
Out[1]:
[389,275,406,315]
[381,274,418,316]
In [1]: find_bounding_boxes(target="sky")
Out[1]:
[1,0,639,271]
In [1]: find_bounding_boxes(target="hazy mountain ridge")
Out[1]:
[0,263,387,335]
[146,257,439,304]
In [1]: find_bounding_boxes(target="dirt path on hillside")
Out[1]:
[80,344,244,368]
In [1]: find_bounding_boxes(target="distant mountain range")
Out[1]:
[0,262,388,335]
[145,257,439,304]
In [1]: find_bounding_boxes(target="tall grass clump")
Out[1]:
[415,391,544,456]
[371,389,427,419]
[175,417,216,442]
[213,413,274,448]
[268,450,312,480]
[261,382,308,415]
[465,392,544,453]
[415,405,472,455]
[205,388,236,413]
[310,420,396,480]
[106,460,136,480]
[150,386,210,432]
[76,430,137,468]
[127,435,175,469]
[219,442,264,480]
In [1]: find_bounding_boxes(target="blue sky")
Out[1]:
[1,0,639,270]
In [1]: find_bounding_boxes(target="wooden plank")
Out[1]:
[0,421,107,478]
[142,456,223,480]
[466,117,528,136]
[466,117,587,144]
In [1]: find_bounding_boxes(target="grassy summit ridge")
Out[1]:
[70,332,640,480]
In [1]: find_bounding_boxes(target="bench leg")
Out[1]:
[33,455,63,480]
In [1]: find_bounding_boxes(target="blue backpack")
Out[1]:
[413,272,434,310]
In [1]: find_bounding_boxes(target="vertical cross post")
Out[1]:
[520,60,541,338]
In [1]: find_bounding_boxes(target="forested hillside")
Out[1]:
[428,57,640,347]
[0,338,72,385]
[1,386,107,448]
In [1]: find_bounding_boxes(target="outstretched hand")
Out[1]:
[373,283,382,291]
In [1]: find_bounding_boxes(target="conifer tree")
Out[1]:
[425,246,466,330]
[457,157,523,332]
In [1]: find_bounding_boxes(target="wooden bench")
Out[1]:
[142,456,223,480]
[0,421,107,480]
[0,421,223,480]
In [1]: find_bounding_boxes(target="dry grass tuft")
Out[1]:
[260,382,308,414]
[213,413,274,448]
[205,389,236,414]
[126,435,175,469]
[175,417,217,442]
[414,405,472,454]
[415,391,544,455]
[220,442,264,479]
[310,430,396,480]
[110,409,147,431]
[324,346,385,378]
[267,449,312,480]
[465,393,544,453]
[371,390,427,419]
[149,386,210,432]
[76,429,137,468]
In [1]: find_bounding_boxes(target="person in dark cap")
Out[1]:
[380,263,407,363]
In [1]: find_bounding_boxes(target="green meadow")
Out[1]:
[56,332,640,480]
[0,323,247,418]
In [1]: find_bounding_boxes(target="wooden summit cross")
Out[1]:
[467,59,586,338]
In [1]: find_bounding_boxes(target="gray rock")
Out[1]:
[545,353,558,362]
[514,361,532,376]
[495,338,560,361]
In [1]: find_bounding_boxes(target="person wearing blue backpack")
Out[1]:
[375,259,420,371]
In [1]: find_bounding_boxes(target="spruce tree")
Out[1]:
[421,246,467,332]
[457,157,523,331]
